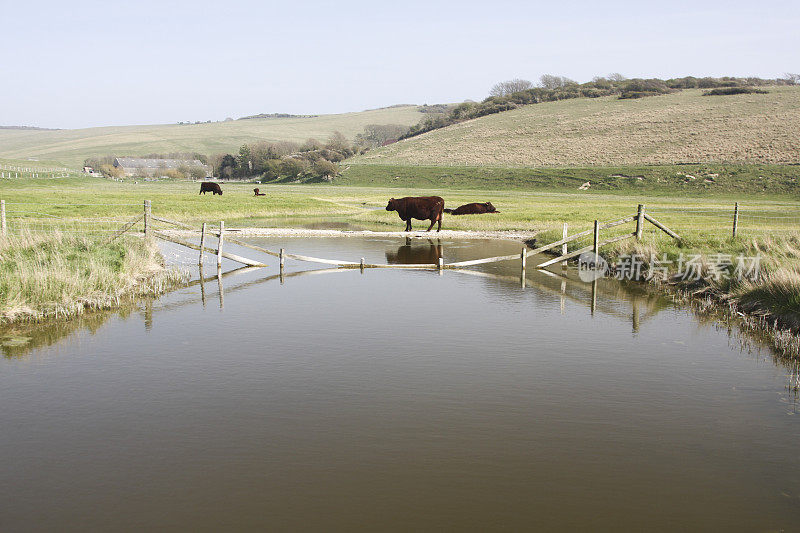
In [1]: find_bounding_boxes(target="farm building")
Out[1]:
[113,157,210,177]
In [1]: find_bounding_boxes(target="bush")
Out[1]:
[702,87,768,96]
[311,160,338,180]
[280,158,309,179]
[259,160,282,182]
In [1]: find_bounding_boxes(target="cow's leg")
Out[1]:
[405,219,412,231]
[437,215,442,232]
[199,190,203,195]
[426,218,436,231]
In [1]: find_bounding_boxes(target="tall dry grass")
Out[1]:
[0,231,185,323]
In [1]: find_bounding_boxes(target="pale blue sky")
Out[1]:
[2,0,798,129]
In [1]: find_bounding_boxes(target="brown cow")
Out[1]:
[199,182,223,195]
[386,196,444,232]
[443,202,498,215]
[253,188,266,196]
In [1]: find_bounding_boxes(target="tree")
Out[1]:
[219,154,237,179]
[782,73,800,85]
[189,166,207,180]
[608,72,627,82]
[260,159,282,181]
[355,124,409,148]
[280,158,308,180]
[311,160,338,180]
[539,74,577,90]
[325,131,350,153]
[489,78,533,97]
[237,144,252,176]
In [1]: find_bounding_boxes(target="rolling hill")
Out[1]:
[0,106,428,168]
[354,87,800,167]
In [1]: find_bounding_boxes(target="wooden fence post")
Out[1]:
[360,257,365,273]
[520,247,527,287]
[199,223,207,266]
[635,204,645,241]
[732,202,739,239]
[593,220,600,266]
[279,248,285,284]
[562,223,568,256]
[438,256,444,276]
[217,221,224,271]
[143,200,151,238]
[1,199,6,237]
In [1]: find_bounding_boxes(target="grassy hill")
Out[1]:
[0,106,428,168]
[354,87,800,167]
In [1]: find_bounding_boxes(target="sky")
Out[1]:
[1,0,798,129]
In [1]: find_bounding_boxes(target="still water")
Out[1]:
[2,237,799,531]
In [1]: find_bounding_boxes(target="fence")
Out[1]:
[644,202,800,238]
[74,201,681,277]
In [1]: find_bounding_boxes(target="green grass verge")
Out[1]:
[0,231,185,323]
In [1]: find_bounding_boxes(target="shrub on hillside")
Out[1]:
[702,87,769,96]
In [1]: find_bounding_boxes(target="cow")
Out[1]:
[443,202,498,215]
[199,182,223,195]
[385,196,445,232]
[253,188,266,196]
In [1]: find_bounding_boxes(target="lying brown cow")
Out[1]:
[386,196,445,232]
[253,188,266,196]
[444,202,498,215]
[199,182,223,195]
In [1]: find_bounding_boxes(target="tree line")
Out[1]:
[401,73,799,140]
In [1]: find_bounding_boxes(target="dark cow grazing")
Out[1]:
[443,202,498,215]
[386,196,445,232]
[199,182,223,195]
[253,188,266,196]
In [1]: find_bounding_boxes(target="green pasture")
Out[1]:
[0,176,797,241]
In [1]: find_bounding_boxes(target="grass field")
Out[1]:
[356,87,800,167]
[1,176,797,240]
[337,162,800,195]
[0,106,428,167]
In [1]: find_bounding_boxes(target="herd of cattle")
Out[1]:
[199,182,498,232]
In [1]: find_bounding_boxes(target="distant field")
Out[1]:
[0,106,428,167]
[356,87,800,167]
[338,163,800,195]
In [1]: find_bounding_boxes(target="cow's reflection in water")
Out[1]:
[385,238,442,264]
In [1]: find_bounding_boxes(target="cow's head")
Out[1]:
[386,198,396,212]
[485,202,496,212]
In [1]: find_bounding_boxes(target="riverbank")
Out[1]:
[0,232,185,323]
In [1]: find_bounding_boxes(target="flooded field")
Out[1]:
[2,236,800,531]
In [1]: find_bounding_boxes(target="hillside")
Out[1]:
[0,106,428,168]
[355,87,800,167]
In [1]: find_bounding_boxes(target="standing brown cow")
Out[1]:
[385,196,445,232]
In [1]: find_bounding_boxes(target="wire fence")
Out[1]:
[645,203,800,237]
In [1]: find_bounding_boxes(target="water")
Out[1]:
[2,237,799,531]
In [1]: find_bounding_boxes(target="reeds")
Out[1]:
[0,231,186,323]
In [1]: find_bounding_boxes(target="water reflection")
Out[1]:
[386,238,442,265]
[4,236,800,530]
